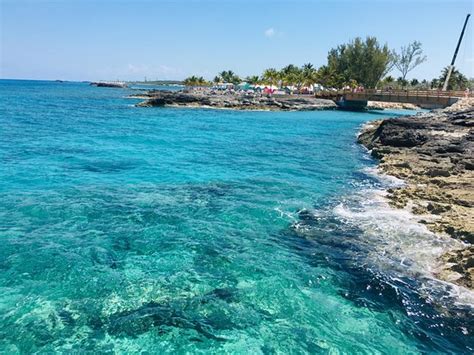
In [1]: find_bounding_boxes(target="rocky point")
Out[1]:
[358,99,474,289]
[134,90,336,111]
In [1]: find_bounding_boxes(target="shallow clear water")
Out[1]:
[0,80,472,353]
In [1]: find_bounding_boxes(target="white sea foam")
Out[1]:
[362,166,405,187]
[333,177,474,307]
[274,207,298,222]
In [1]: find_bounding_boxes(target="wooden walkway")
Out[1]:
[315,89,472,109]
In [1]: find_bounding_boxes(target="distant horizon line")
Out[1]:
[2,71,474,83]
[0,78,185,83]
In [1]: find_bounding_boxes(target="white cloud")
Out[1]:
[264,28,276,38]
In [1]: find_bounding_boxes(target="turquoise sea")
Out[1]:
[0,80,472,353]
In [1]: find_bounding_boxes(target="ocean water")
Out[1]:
[0,80,472,353]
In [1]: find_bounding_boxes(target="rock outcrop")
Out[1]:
[367,101,419,110]
[91,82,127,88]
[358,102,474,288]
[134,90,337,111]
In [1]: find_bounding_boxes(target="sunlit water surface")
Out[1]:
[0,80,472,353]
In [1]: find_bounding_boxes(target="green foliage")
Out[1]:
[410,78,419,86]
[419,79,430,89]
[327,36,394,88]
[430,78,440,89]
[396,77,408,87]
[218,70,241,84]
[437,66,469,90]
[262,68,280,87]
[183,76,208,87]
[260,63,318,89]
[245,75,260,85]
[469,78,474,90]
[280,64,303,88]
[380,75,428,90]
[315,65,341,88]
[301,63,318,87]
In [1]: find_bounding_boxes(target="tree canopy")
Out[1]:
[327,36,394,88]
[437,66,469,90]
[183,76,208,87]
[217,70,241,84]
[245,75,260,85]
[261,68,280,87]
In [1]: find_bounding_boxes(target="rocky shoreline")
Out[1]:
[367,101,419,110]
[133,90,337,111]
[358,99,474,289]
[133,89,427,111]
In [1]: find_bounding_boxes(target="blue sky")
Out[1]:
[1,0,473,81]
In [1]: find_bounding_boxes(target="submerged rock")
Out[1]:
[357,101,474,289]
[106,299,227,340]
[103,287,245,341]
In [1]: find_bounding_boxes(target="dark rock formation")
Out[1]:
[134,90,336,111]
[91,82,127,88]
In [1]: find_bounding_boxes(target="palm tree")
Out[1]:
[431,78,440,89]
[245,75,260,85]
[302,63,314,72]
[438,66,468,90]
[301,63,317,88]
[280,64,299,87]
[384,75,394,83]
[183,76,197,86]
[262,68,280,87]
[197,76,207,86]
[396,76,408,88]
[219,70,231,83]
[183,75,209,87]
[379,75,394,89]
[316,65,340,89]
[219,70,241,84]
